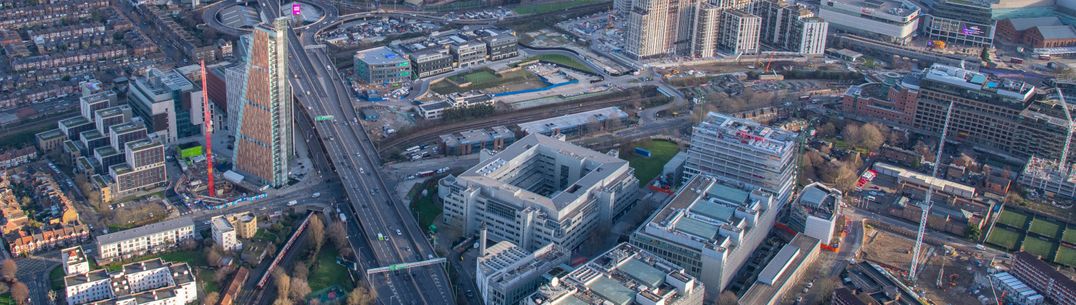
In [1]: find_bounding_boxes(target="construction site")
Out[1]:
[859,225,991,305]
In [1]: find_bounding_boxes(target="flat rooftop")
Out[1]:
[923,64,1035,103]
[740,234,821,304]
[478,241,568,288]
[527,243,701,305]
[122,258,167,274]
[95,105,128,118]
[109,122,145,134]
[64,269,109,287]
[96,216,194,246]
[355,46,407,65]
[440,126,514,147]
[644,175,771,252]
[456,133,629,211]
[797,183,840,220]
[518,107,628,136]
[125,139,161,151]
[825,0,919,18]
[696,112,797,155]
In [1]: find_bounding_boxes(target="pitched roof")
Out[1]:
[1008,17,1062,31]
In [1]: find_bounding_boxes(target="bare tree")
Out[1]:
[203,292,220,305]
[347,286,377,305]
[1,259,17,280]
[327,222,348,252]
[10,282,28,305]
[205,246,223,267]
[289,277,312,301]
[857,123,886,151]
[273,269,290,302]
[292,262,309,281]
[717,291,739,305]
[308,215,326,251]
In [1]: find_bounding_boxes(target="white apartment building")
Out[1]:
[96,217,196,261]
[477,241,570,305]
[211,216,241,252]
[684,112,798,206]
[718,10,761,55]
[64,257,198,305]
[819,0,921,45]
[1020,156,1076,200]
[691,5,723,58]
[438,134,639,252]
[65,269,112,305]
[631,175,778,296]
[62,246,91,276]
[524,243,705,305]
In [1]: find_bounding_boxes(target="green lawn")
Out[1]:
[1063,227,1076,244]
[103,250,206,272]
[1056,246,1076,267]
[432,69,543,94]
[1029,218,1061,238]
[49,265,65,290]
[409,179,442,231]
[453,69,498,85]
[524,54,597,74]
[997,210,1029,228]
[197,268,220,293]
[1022,236,1057,259]
[623,140,680,186]
[513,0,607,15]
[308,245,354,293]
[0,293,14,305]
[987,227,1021,250]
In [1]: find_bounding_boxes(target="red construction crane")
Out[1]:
[200,60,215,197]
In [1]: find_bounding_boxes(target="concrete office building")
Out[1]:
[1011,252,1076,305]
[1020,156,1076,200]
[439,126,517,156]
[819,0,921,45]
[631,175,779,295]
[738,234,821,305]
[111,139,167,195]
[789,183,842,243]
[626,0,701,59]
[923,0,995,47]
[128,67,201,144]
[64,257,198,305]
[480,28,519,61]
[914,64,1076,163]
[718,10,761,55]
[96,216,196,261]
[476,241,570,305]
[684,112,798,205]
[410,48,455,78]
[212,216,241,251]
[438,134,639,251]
[234,18,293,187]
[517,107,630,139]
[354,46,412,87]
[524,243,705,305]
[452,39,489,68]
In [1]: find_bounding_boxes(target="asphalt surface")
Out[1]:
[257,1,455,304]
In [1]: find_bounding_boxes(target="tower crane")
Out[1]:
[908,100,955,282]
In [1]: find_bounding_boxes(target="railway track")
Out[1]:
[375,87,661,155]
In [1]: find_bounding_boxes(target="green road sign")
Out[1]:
[315,115,334,121]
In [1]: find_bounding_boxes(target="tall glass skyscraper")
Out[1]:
[233,17,292,187]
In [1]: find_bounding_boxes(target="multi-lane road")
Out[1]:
[257,1,455,304]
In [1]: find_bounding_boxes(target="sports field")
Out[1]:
[997,210,1028,228]
[987,227,1021,250]
[1022,236,1056,259]
[1056,246,1076,267]
[1063,227,1076,244]
[1030,218,1061,237]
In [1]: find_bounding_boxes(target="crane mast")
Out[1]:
[909,100,955,281]
[200,60,215,197]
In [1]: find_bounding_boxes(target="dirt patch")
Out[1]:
[861,227,987,305]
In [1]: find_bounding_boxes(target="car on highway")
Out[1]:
[288,200,298,206]
[378,233,385,241]
[396,229,402,236]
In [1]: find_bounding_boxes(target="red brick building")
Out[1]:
[1010,252,1076,305]
[841,81,919,127]
[997,17,1076,49]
